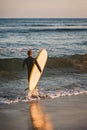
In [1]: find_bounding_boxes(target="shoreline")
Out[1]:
[0,94,87,130]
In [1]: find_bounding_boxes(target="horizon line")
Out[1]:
[0,17,87,19]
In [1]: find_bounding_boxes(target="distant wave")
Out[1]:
[0,27,87,34]
[0,54,87,72]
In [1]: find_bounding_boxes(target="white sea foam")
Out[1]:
[0,88,87,105]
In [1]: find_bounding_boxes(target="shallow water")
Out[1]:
[0,67,87,104]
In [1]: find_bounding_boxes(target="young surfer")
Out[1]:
[23,49,42,96]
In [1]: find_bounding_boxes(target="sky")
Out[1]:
[0,0,87,18]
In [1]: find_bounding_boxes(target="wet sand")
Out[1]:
[0,94,87,130]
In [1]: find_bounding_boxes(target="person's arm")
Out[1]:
[35,59,42,73]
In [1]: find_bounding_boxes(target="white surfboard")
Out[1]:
[29,49,48,92]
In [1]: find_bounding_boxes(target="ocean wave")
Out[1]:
[0,27,87,34]
[0,54,87,72]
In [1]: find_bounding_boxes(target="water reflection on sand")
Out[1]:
[30,102,53,130]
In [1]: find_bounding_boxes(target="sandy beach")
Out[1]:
[0,94,87,130]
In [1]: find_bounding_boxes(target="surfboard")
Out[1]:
[29,49,48,92]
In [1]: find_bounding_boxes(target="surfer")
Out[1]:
[23,49,42,92]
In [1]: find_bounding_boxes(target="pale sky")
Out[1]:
[0,0,87,18]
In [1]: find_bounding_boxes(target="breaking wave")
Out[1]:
[0,54,87,71]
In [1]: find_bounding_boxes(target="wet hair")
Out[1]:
[27,50,33,56]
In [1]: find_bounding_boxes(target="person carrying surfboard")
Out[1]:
[23,49,42,91]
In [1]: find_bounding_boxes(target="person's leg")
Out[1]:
[30,86,40,99]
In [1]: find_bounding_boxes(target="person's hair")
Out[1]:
[27,50,33,56]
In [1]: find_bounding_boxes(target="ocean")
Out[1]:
[0,18,87,104]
